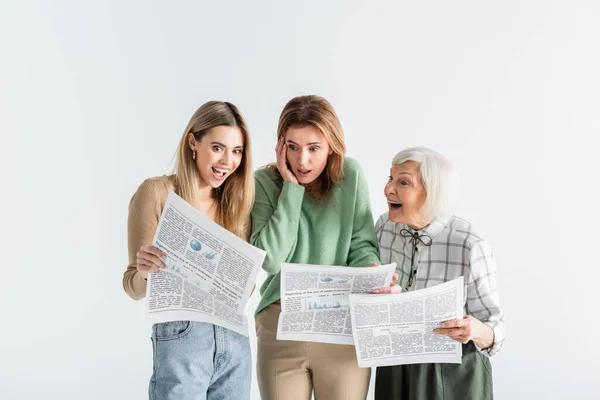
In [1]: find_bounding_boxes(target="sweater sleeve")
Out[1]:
[123,179,161,300]
[346,160,381,267]
[250,171,305,275]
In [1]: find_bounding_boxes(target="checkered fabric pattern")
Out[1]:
[376,213,506,356]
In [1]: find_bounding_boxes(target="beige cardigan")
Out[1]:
[123,175,177,300]
[123,174,252,300]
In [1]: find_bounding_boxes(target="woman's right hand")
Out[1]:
[136,245,166,279]
[276,138,298,184]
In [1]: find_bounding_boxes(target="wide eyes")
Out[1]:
[212,146,243,156]
[287,145,320,152]
[387,176,410,186]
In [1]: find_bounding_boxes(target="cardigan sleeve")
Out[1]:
[123,179,162,300]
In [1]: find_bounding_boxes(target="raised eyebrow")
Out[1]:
[211,141,244,149]
[391,172,414,179]
[286,140,321,146]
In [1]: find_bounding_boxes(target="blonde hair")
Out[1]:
[272,95,346,198]
[175,101,254,238]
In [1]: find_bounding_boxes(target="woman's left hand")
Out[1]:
[433,315,494,348]
[366,263,401,294]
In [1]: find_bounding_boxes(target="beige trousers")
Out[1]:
[255,302,371,400]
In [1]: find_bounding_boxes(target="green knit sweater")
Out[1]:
[251,157,381,316]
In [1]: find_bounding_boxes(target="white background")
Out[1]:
[1,1,599,399]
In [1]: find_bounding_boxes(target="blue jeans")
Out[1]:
[149,321,251,400]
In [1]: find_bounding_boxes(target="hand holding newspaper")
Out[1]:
[277,263,397,345]
[349,276,464,367]
[145,192,266,336]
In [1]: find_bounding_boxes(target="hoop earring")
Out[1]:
[192,150,196,161]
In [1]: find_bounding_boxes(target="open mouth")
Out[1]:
[297,168,312,177]
[212,166,229,180]
[388,201,402,210]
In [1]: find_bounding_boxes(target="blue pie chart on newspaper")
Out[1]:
[190,239,202,251]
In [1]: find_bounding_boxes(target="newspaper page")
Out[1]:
[349,276,464,367]
[276,263,397,345]
[145,191,266,336]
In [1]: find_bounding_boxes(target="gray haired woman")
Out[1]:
[374,147,506,400]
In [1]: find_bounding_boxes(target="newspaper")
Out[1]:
[145,191,266,336]
[349,276,464,367]
[276,263,397,345]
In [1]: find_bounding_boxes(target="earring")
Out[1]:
[192,150,196,160]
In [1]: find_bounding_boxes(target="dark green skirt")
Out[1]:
[375,342,494,400]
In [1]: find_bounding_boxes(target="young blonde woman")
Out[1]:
[251,95,399,400]
[122,101,254,400]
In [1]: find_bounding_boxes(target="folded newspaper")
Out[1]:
[349,276,464,367]
[145,191,266,336]
[277,263,397,345]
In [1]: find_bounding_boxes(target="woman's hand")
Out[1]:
[136,245,166,279]
[433,315,494,349]
[276,138,298,184]
[367,264,402,294]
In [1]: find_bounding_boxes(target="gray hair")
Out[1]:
[392,147,459,221]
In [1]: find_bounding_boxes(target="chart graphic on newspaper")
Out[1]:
[145,191,266,336]
[277,263,396,345]
[349,276,464,367]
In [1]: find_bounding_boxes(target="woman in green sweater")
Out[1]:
[251,95,396,400]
